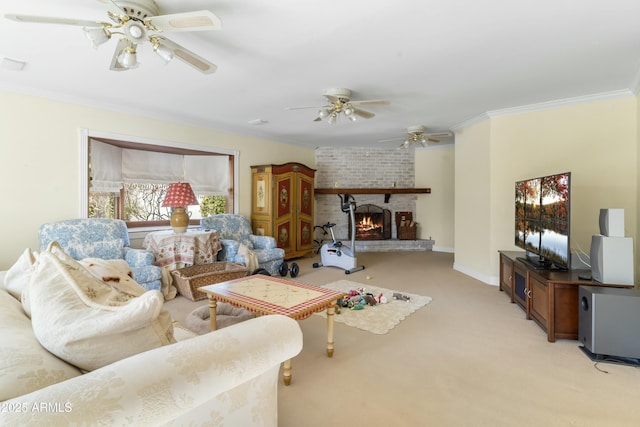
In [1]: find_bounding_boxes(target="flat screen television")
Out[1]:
[515,172,571,270]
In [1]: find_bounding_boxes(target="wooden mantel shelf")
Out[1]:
[315,187,430,203]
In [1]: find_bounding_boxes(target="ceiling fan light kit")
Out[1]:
[290,87,390,124]
[84,26,111,47]
[5,0,221,74]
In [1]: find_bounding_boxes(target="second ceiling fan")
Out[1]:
[379,125,452,148]
[287,88,390,124]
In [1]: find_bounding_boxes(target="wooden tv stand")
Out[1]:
[499,251,633,342]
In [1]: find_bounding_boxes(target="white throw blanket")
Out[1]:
[237,243,259,273]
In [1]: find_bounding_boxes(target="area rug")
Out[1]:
[315,280,432,334]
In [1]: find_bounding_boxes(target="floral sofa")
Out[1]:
[38,218,163,292]
[201,214,285,275]
[0,244,303,426]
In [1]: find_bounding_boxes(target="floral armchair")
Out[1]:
[38,218,162,291]
[200,214,285,276]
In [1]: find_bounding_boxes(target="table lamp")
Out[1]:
[162,182,199,233]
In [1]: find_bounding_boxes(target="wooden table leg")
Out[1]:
[208,297,218,331]
[283,359,292,385]
[326,302,336,357]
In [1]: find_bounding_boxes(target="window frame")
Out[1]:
[80,129,239,229]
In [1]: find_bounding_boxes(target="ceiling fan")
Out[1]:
[4,0,221,74]
[286,88,390,124]
[379,125,452,148]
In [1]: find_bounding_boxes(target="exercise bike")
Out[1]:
[312,194,365,274]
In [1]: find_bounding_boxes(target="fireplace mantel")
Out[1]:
[315,187,430,203]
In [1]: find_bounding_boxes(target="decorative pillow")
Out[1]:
[3,248,38,300]
[28,242,175,371]
[65,238,125,260]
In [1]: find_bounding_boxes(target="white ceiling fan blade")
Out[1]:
[323,94,340,103]
[351,99,390,107]
[378,136,405,143]
[426,132,452,138]
[146,11,222,32]
[109,38,130,71]
[5,14,104,28]
[352,108,375,119]
[98,0,127,18]
[285,105,326,110]
[155,37,217,74]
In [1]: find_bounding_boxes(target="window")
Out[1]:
[80,130,238,228]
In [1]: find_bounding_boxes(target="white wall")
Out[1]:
[454,96,638,285]
[415,144,455,251]
[0,90,315,269]
[453,119,493,282]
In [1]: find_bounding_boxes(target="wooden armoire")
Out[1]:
[250,163,316,259]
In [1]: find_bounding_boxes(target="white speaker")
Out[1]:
[599,208,625,237]
[590,235,634,285]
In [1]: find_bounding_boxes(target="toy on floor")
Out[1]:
[393,292,411,302]
[338,288,384,309]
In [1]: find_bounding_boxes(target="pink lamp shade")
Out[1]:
[162,182,199,207]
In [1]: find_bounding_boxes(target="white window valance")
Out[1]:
[122,149,184,184]
[90,140,123,193]
[90,139,230,194]
[185,155,229,195]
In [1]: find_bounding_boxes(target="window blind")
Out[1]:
[90,139,229,194]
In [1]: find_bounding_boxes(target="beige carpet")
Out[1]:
[315,279,432,334]
[165,251,640,426]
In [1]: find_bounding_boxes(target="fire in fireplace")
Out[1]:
[350,204,391,240]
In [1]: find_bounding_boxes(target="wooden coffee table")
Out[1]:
[198,274,345,385]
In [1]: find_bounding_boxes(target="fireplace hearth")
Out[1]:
[349,204,391,240]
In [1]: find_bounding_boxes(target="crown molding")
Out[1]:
[450,89,636,133]
[450,112,491,132]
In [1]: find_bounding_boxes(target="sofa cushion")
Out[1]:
[28,243,175,371]
[3,248,37,300]
[0,289,82,401]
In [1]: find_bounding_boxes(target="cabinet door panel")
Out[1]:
[252,173,271,215]
[500,255,514,299]
[276,221,292,250]
[298,176,314,217]
[275,174,293,220]
[513,266,527,310]
[298,219,313,248]
[529,276,548,325]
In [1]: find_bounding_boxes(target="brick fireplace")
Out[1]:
[313,147,433,252]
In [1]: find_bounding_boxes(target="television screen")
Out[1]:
[514,172,571,269]
[540,173,570,268]
[515,178,541,254]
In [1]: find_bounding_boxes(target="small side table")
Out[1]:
[143,229,222,270]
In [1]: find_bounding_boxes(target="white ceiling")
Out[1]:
[2,0,640,149]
